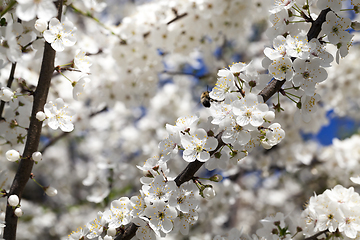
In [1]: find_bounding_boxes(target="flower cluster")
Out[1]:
[1,0,360,239]
[301,185,360,239]
[199,62,284,169]
[69,157,199,240]
[263,2,355,123]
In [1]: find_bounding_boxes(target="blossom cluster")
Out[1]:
[301,185,360,239]
[68,156,200,240]
[262,1,356,124]
[0,0,360,239]
[158,64,286,171]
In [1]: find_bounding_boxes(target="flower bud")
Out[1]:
[35,19,48,32]
[261,141,272,150]
[209,174,223,182]
[8,195,19,207]
[14,208,23,217]
[32,152,42,162]
[264,111,275,121]
[0,87,14,102]
[6,150,20,162]
[203,187,216,200]
[107,227,116,236]
[45,186,58,197]
[36,111,46,121]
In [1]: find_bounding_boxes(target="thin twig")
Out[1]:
[40,106,108,153]
[167,12,188,25]
[303,230,328,240]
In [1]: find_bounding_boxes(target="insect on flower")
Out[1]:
[200,90,224,108]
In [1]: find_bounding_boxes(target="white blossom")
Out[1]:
[180,128,218,162]
[6,150,20,162]
[44,98,76,132]
[16,0,57,21]
[43,18,76,52]
[8,195,19,207]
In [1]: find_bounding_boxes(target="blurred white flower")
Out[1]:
[0,87,14,102]
[16,0,57,21]
[6,150,20,162]
[74,49,92,73]
[45,186,58,196]
[8,195,19,207]
[34,18,48,32]
[44,98,76,132]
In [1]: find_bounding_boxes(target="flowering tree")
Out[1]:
[1,0,360,239]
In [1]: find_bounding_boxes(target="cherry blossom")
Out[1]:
[43,18,76,52]
[232,93,269,127]
[143,200,177,234]
[180,128,218,162]
[44,98,76,132]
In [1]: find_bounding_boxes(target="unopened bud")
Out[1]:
[209,174,223,182]
[32,152,42,162]
[8,195,19,207]
[203,187,216,200]
[6,149,20,162]
[34,19,48,32]
[14,207,23,217]
[36,111,46,121]
[261,141,272,150]
[264,111,275,122]
[44,186,58,197]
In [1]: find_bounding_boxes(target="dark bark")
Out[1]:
[3,1,63,239]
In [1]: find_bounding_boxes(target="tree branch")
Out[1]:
[114,223,139,240]
[3,1,63,239]
[303,230,328,240]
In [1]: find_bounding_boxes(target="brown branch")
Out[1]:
[174,131,224,186]
[303,230,328,240]
[259,79,286,103]
[307,8,331,41]
[114,223,139,240]
[114,8,332,240]
[40,132,70,154]
[167,12,188,25]
[3,1,63,239]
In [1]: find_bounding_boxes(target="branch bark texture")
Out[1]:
[3,1,63,239]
